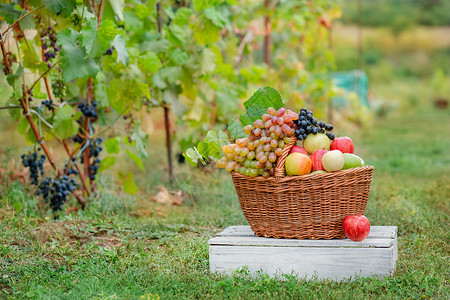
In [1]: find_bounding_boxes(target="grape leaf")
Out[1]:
[58,29,99,82]
[53,105,79,139]
[204,6,230,28]
[239,86,284,125]
[193,0,224,11]
[0,72,13,104]
[183,148,205,167]
[169,48,189,65]
[197,141,220,161]
[42,0,76,17]
[94,71,109,107]
[97,20,119,54]
[0,4,35,29]
[172,7,192,25]
[98,156,116,172]
[112,35,129,65]
[81,18,99,58]
[105,138,120,154]
[200,48,216,75]
[6,65,23,99]
[119,172,138,194]
[126,150,144,171]
[107,0,124,21]
[130,121,148,159]
[192,20,220,45]
[168,24,188,47]
[216,86,239,116]
[139,52,162,74]
[227,119,247,139]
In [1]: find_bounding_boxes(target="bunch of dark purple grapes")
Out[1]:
[21,149,45,185]
[294,108,335,141]
[64,157,79,176]
[40,25,60,68]
[78,101,98,118]
[37,175,77,211]
[87,138,102,181]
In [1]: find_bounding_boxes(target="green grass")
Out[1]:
[1,102,449,299]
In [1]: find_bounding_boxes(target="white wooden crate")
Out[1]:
[209,226,398,281]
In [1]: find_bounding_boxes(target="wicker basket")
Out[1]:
[231,138,374,240]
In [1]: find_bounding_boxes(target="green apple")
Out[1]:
[310,170,327,174]
[343,153,365,169]
[303,133,331,154]
[322,150,344,172]
[285,153,312,176]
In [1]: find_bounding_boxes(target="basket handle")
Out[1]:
[274,137,298,178]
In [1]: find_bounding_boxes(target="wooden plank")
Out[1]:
[209,236,393,248]
[216,226,397,239]
[209,226,397,248]
[210,245,396,280]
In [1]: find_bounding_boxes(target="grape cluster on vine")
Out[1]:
[78,101,98,118]
[42,99,54,111]
[22,85,34,102]
[294,108,335,141]
[40,25,60,69]
[21,149,45,185]
[64,157,79,176]
[37,175,77,211]
[52,78,67,99]
[217,107,299,177]
[87,138,103,180]
[105,46,114,55]
[2,51,17,75]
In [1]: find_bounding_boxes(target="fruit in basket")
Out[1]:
[294,107,334,142]
[303,133,331,154]
[285,153,312,176]
[321,150,344,172]
[330,137,354,154]
[289,145,308,156]
[310,170,327,174]
[342,215,371,242]
[310,149,328,172]
[343,153,365,169]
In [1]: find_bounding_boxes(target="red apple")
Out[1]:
[290,145,308,156]
[330,137,354,154]
[310,149,328,172]
[342,215,371,242]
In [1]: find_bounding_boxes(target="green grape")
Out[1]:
[247,151,255,160]
[240,147,249,157]
[225,161,237,172]
[249,169,258,177]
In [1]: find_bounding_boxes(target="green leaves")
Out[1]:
[119,172,138,194]
[112,35,129,65]
[139,52,162,74]
[227,120,246,139]
[183,130,229,167]
[107,0,124,21]
[58,29,99,82]
[200,48,216,75]
[43,0,76,17]
[0,4,35,29]
[53,106,79,139]
[239,87,284,125]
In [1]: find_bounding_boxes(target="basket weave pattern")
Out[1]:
[231,138,374,240]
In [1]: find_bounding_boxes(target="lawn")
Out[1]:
[0,101,449,299]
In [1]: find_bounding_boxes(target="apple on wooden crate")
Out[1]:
[342,215,371,241]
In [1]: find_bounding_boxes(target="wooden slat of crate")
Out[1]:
[209,226,397,280]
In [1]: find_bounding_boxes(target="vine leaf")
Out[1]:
[119,172,138,194]
[53,105,79,139]
[0,4,35,29]
[98,156,116,172]
[107,0,124,21]
[227,119,246,139]
[126,150,144,171]
[183,148,205,167]
[105,138,120,154]
[0,72,13,104]
[58,29,99,82]
[130,121,148,159]
[200,48,216,75]
[138,52,162,74]
[42,0,76,17]
[112,35,129,65]
[239,86,284,125]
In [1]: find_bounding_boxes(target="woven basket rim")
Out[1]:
[231,165,374,182]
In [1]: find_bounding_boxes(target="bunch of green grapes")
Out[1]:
[216,107,299,177]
